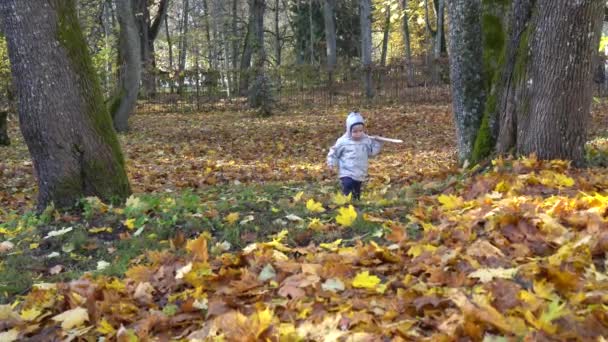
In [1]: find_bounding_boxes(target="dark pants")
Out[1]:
[340,177,362,200]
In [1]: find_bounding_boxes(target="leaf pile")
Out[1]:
[2,156,608,340]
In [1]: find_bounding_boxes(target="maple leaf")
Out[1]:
[20,307,42,321]
[96,318,116,335]
[306,199,326,213]
[320,239,342,251]
[307,218,325,231]
[336,205,357,227]
[186,234,209,262]
[437,194,464,210]
[468,267,519,283]
[406,243,437,258]
[224,212,240,225]
[293,191,304,203]
[352,271,381,290]
[51,307,89,330]
[332,192,351,206]
[123,218,136,230]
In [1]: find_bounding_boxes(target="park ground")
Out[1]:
[2,100,608,340]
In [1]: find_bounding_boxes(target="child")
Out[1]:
[327,112,383,200]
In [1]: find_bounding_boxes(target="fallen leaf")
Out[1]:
[51,307,89,330]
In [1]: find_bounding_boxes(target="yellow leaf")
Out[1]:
[29,243,39,249]
[468,267,519,283]
[253,307,274,338]
[494,181,510,193]
[332,192,351,206]
[306,199,326,213]
[320,239,342,251]
[293,191,304,203]
[186,235,209,262]
[225,212,240,225]
[406,243,437,258]
[307,218,325,231]
[20,307,42,321]
[51,307,89,330]
[553,173,574,187]
[105,279,126,291]
[336,205,357,227]
[437,194,464,210]
[97,318,116,335]
[533,279,558,300]
[352,271,381,290]
[123,218,136,230]
[89,227,112,234]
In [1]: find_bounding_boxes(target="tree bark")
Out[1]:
[165,12,175,93]
[515,0,603,165]
[178,0,190,93]
[380,4,390,67]
[0,0,131,209]
[449,0,604,166]
[136,0,169,98]
[446,0,485,164]
[400,0,415,85]
[232,0,240,90]
[239,5,255,95]
[360,0,373,98]
[309,0,315,64]
[202,0,214,69]
[111,0,142,133]
[247,0,273,114]
[274,0,282,66]
[0,111,9,146]
[323,0,337,87]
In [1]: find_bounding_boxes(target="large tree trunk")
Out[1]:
[400,0,415,85]
[0,0,131,210]
[136,0,169,98]
[449,0,604,166]
[513,0,603,165]
[323,0,337,88]
[248,0,273,114]
[111,0,142,133]
[360,0,373,98]
[446,0,485,164]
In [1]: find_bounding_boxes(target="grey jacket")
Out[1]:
[327,112,383,181]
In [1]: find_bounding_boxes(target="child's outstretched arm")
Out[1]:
[367,137,383,157]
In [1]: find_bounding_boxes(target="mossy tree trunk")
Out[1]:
[450,0,604,166]
[111,0,141,133]
[446,0,486,164]
[503,0,603,166]
[0,111,9,146]
[0,0,131,210]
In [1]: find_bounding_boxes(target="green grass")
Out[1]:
[0,180,419,302]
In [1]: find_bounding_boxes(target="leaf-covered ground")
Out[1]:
[2,102,608,340]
